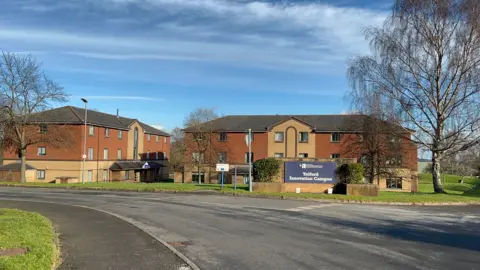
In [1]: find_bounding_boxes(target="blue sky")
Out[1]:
[0,0,391,131]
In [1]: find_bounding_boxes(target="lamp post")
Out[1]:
[81,98,88,184]
[245,128,252,192]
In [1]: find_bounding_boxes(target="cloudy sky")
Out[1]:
[0,0,391,131]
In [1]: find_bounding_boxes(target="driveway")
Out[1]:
[1,187,479,270]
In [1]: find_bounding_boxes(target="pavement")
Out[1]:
[0,200,189,270]
[1,187,480,270]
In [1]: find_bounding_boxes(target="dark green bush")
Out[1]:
[253,158,281,182]
[336,163,364,184]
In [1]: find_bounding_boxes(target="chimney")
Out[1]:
[116,109,119,118]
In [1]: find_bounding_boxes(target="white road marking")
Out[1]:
[459,215,479,223]
[287,204,338,212]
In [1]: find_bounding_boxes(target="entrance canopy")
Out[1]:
[109,161,165,171]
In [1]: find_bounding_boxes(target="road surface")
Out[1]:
[1,187,479,270]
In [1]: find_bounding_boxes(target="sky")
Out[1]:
[0,0,392,131]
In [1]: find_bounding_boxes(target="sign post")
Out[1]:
[234,165,237,191]
[216,164,229,189]
[245,128,252,192]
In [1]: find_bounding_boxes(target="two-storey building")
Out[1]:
[1,106,170,183]
[180,115,418,190]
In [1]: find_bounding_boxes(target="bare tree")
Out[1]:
[348,0,480,193]
[184,108,219,184]
[1,52,70,182]
[169,127,185,173]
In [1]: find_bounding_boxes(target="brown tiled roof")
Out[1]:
[0,163,36,171]
[183,115,412,133]
[27,106,170,136]
[109,161,166,171]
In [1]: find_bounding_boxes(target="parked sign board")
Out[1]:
[284,162,336,184]
[216,163,230,172]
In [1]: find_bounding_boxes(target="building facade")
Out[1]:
[1,106,170,183]
[180,115,418,190]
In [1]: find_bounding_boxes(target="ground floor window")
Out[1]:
[192,172,205,183]
[387,177,402,189]
[103,169,109,182]
[87,170,93,182]
[125,170,130,180]
[36,170,45,180]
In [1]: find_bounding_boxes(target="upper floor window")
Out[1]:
[274,132,284,142]
[331,133,340,143]
[105,128,109,137]
[118,130,123,139]
[218,152,227,162]
[147,134,151,141]
[192,152,204,163]
[164,137,167,143]
[39,124,47,134]
[274,153,284,158]
[245,133,254,144]
[89,125,94,136]
[219,132,228,142]
[103,148,109,160]
[331,153,340,159]
[88,147,94,160]
[156,135,159,143]
[245,152,254,163]
[37,147,46,156]
[117,149,122,160]
[386,156,403,166]
[299,132,309,143]
[389,135,402,143]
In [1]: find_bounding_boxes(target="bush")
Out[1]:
[253,158,281,182]
[336,163,364,184]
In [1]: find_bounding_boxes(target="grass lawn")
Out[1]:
[0,209,57,270]
[1,173,479,204]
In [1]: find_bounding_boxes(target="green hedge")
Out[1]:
[254,158,281,182]
[336,163,364,184]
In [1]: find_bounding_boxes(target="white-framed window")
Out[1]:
[274,132,284,142]
[218,152,227,162]
[37,147,46,156]
[88,147,94,160]
[87,170,93,182]
[103,169,108,182]
[117,149,122,160]
[156,135,159,143]
[331,153,340,159]
[103,148,109,160]
[331,132,340,142]
[36,170,45,180]
[147,134,151,141]
[274,153,284,158]
[164,137,167,143]
[219,132,228,141]
[118,130,123,139]
[245,133,254,144]
[245,152,254,163]
[192,152,204,163]
[125,170,130,180]
[387,177,402,189]
[163,152,166,159]
[298,153,308,158]
[156,152,159,160]
[89,125,94,136]
[105,128,109,137]
[146,151,150,160]
[299,132,309,143]
[386,156,403,166]
[39,124,47,134]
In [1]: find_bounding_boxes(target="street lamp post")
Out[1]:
[81,98,88,184]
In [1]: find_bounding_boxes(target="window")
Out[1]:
[387,177,402,189]
[274,153,284,158]
[156,152,159,160]
[163,152,166,159]
[331,132,340,142]
[299,132,309,143]
[298,153,308,158]
[358,134,364,141]
[219,132,228,142]
[146,151,150,160]
[103,169,108,182]
[192,172,205,183]
[37,147,46,156]
[88,147,94,160]
[87,170,93,182]
[147,134,151,141]
[36,170,45,180]
[125,170,130,180]
[118,130,123,139]
[387,156,403,166]
[218,152,227,162]
[245,133,254,144]
[274,132,284,142]
[331,153,340,159]
[156,136,159,143]
[105,128,109,137]
[103,148,109,160]
[39,125,47,134]
[89,125,94,136]
[192,152,204,163]
[133,127,139,160]
[245,152,254,163]
[164,137,167,143]
[117,149,122,160]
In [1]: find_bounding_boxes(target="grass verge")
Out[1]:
[0,173,479,204]
[0,209,58,270]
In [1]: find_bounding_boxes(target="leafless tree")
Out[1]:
[169,127,185,173]
[348,0,480,193]
[1,52,71,182]
[184,108,219,184]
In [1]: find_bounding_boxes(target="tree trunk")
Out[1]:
[432,151,446,193]
[20,148,27,183]
[198,164,202,185]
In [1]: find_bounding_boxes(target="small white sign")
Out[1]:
[82,154,87,159]
[216,163,229,172]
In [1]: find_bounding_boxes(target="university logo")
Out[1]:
[299,163,323,169]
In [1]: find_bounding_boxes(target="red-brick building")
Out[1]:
[1,106,170,183]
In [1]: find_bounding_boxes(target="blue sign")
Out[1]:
[284,162,337,184]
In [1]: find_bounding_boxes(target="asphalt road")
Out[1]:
[1,188,479,270]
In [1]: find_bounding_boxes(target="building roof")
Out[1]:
[0,163,36,171]
[28,106,170,136]
[183,115,412,133]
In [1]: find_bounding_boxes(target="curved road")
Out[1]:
[1,187,479,270]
